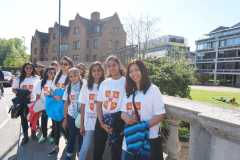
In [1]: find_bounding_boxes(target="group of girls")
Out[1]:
[12,55,166,160]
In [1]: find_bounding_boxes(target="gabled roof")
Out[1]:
[209,26,229,33]
[54,23,70,36]
[35,30,49,44]
[232,22,240,28]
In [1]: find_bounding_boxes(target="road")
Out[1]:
[0,88,66,160]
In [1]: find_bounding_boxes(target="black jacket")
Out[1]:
[9,88,31,118]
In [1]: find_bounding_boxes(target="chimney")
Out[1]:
[91,12,100,21]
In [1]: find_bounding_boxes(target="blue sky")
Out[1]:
[0,0,240,52]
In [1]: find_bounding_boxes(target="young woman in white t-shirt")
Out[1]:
[79,61,105,160]
[121,60,166,160]
[62,67,84,160]
[35,66,56,143]
[93,55,126,160]
[12,62,40,145]
[48,56,74,157]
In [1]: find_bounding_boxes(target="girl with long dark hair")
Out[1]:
[93,55,125,160]
[79,61,105,160]
[121,60,165,160]
[48,56,74,157]
[12,62,39,145]
[35,66,56,143]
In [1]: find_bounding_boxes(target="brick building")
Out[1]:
[31,12,133,64]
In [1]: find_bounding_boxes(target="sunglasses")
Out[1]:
[25,67,33,70]
[48,71,56,75]
[69,75,79,78]
[60,62,69,66]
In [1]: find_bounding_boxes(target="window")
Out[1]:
[92,55,97,61]
[85,54,90,61]
[73,40,81,50]
[52,33,56,40]
[34,48,37,55]
[109,40,113,49]
[94,25,100,33]
[87,40,89,48]
[114,40,120,50]
[73,26,80,35]
[52,44,57,52]
[60,43,69,53]
[93,39,99,49]
[73,55,79,61]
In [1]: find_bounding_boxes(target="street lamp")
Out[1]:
[58,0,61,60]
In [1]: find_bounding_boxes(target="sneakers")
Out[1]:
[20,137,29,145]
[47,136,54,144]
[31,133,37,141]
[48,147,59,157]
[38,136,46,143]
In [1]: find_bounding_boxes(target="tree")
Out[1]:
[123,15,161,58]
[144,57,196,98]
[0,38,29,68]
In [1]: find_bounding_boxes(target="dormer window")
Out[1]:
[94,25,100,33]
[73,26,80,35]
[52,33,56,40]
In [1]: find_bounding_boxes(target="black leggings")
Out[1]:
[52,120,68,146]
[41,111,48,138]
[93,112,124,160]
[20,107,35,138]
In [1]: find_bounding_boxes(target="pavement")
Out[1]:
[191,85,240,93]
[0,88,67,160]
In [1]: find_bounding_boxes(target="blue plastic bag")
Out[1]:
[45,88,65,121]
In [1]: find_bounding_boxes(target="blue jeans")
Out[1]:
[79,130,94,160]
[66,115,83,157]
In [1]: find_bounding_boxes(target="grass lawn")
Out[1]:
[190,88,240,109]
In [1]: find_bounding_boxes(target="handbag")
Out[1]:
[124,91,150,159]
[75,113,81,128]
[34,97,45,112]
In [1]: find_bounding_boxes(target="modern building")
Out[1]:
[195,22,240,87]
[31,12,136,65]
[144,35,193,63]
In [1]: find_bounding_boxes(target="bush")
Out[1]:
[178,127,190,142]
[144,57,196,98]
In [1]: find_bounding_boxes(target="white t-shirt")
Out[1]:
[51,74,68,91]
[12,76,40,101]
[97,76,126,114]
[63,82,82,119]
[79,83,99,131]
[35,80,53,103]
[121,84,166,151]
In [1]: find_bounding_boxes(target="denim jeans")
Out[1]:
[79,130,94,160]
[93,112,124,160]
[66,115,83,157]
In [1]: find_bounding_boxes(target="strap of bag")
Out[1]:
[132,91,140,122]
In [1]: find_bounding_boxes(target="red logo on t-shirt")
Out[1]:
[22,84,34,91]
[104,90,120,111]
[89,93,96,111]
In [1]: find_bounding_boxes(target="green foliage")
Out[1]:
[178,127,190,141]
[0,38,29,68]
[144,57,196,98]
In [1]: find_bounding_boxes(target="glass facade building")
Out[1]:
[195,23,240,86]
